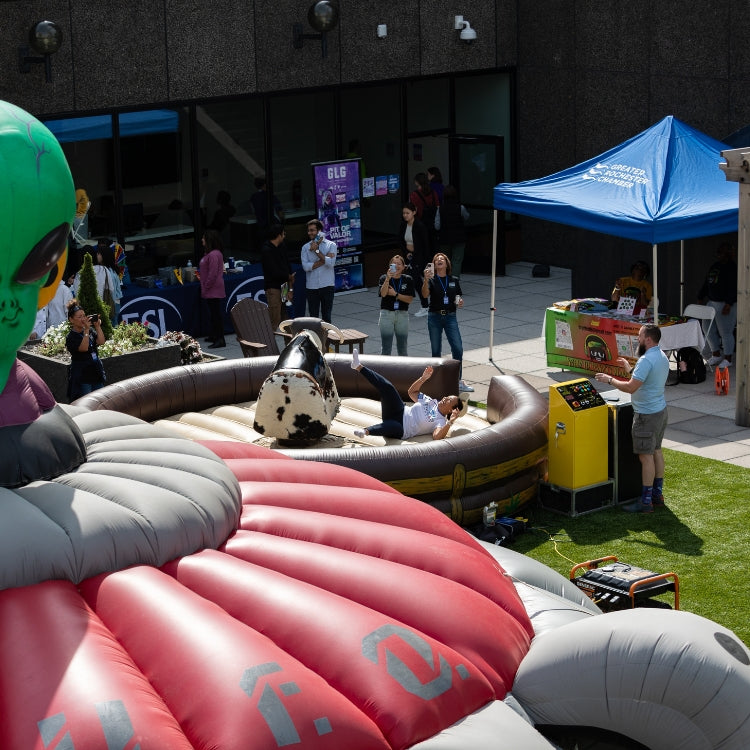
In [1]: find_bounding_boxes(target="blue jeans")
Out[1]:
[705,300,736,357]
[70,380,103,402]
[378,309,410,355]
[307,286,335,323]
[428,312,463,376]
[356,366,404,438]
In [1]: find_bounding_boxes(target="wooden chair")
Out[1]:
[229,298,282,358]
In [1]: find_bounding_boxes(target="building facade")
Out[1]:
[2,1,748,308]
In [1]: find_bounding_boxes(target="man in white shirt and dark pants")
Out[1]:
[301,219,337,323]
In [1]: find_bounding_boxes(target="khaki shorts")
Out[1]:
[632,408,668,454]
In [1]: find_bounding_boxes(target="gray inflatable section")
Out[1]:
[513,608,750,749]
[478,541,600,636]
[0,409,241,590]
[409,699,555,749]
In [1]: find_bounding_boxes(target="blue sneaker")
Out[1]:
[622,500,654,514]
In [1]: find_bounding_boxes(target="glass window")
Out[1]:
[341,84,403,241]
[196,99,265,255]
[270,90,337,244]
[115,109,193,243]
[406,78,450,133]
[44,114,116,246]
[455,72,512,183]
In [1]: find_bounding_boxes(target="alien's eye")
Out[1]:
[15,223,70,285]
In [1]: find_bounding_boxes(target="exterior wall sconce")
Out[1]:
[18,20,63,83]
[454,15,477,43]
[377,24,388,39]
[293,1,340,58]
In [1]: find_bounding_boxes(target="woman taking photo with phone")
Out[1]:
[422,252,473,392]
[65,299,106,401]
[378,254,415,356]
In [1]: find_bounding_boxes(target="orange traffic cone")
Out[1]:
[715,364,730,395]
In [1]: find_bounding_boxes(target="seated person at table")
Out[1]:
[350,351,466,440]
[612,260,653,311]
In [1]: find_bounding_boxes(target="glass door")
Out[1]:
[449,135,504,274]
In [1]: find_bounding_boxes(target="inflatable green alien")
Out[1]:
[0,100,74,392]
[0,100,83,485]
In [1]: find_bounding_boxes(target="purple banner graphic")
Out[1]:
[312,159,362,248]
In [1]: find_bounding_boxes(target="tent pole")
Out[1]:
[652,243,658,321]
[680,240,685,312]
[489,210,498,360]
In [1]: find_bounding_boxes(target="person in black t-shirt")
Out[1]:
[377,254,415,356]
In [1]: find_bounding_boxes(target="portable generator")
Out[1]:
[570,556,679,612]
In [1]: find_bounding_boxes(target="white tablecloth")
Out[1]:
[658,318,705,352]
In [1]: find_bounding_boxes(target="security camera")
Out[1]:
[459,22,477,42]
[454,16,477,43]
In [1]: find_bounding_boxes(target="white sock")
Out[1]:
[354,429,366,438]
[351,348,360,369]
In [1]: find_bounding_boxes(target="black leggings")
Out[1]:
[358,366,405,438]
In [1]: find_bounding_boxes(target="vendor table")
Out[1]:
[118,261,355,340]
[544,307,705,378]
[119,264,306,339]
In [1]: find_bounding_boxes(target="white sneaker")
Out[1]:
[459,380,474,392]
[354,429,366,439]
[718,359,733,369]
[414,308,429,317]
[708,355,724,366]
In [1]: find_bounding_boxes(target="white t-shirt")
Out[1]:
[401,393,447,439]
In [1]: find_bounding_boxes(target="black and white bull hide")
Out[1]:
[253,330,340,444]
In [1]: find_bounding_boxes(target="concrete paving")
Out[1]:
[212,261,750,468]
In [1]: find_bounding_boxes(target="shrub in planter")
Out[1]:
[17,322,204,402]
[75,252,114,339]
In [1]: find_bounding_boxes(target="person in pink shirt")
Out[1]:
[199,229,226,348]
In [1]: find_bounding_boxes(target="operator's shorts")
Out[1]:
[632,408,668,454]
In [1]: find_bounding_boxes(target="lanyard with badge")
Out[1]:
[437,275,450,306]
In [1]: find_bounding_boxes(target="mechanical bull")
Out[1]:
[253,328,340,444]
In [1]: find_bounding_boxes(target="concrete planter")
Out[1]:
[18,339,182,403]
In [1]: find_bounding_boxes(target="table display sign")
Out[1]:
[544,307,705,378]
[312,158,362,248]
[119,264,306,338]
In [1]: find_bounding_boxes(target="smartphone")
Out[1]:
[389,263,397,273]
[426,263,434,274]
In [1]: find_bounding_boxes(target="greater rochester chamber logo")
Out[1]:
[582,163,649,189]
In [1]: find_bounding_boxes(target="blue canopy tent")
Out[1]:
[490,116,738,351]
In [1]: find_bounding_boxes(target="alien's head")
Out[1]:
[0,101,74,390]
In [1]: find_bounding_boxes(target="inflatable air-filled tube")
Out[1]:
[74,355,548,525]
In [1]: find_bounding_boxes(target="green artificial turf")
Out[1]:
[511,448,750,645]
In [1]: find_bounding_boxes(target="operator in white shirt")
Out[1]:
[301,219,337,323]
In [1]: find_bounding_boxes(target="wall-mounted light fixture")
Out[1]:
[18,20,63,83]
[454,15,477,44]
[293,1,340,58]
[377,24,388,39]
